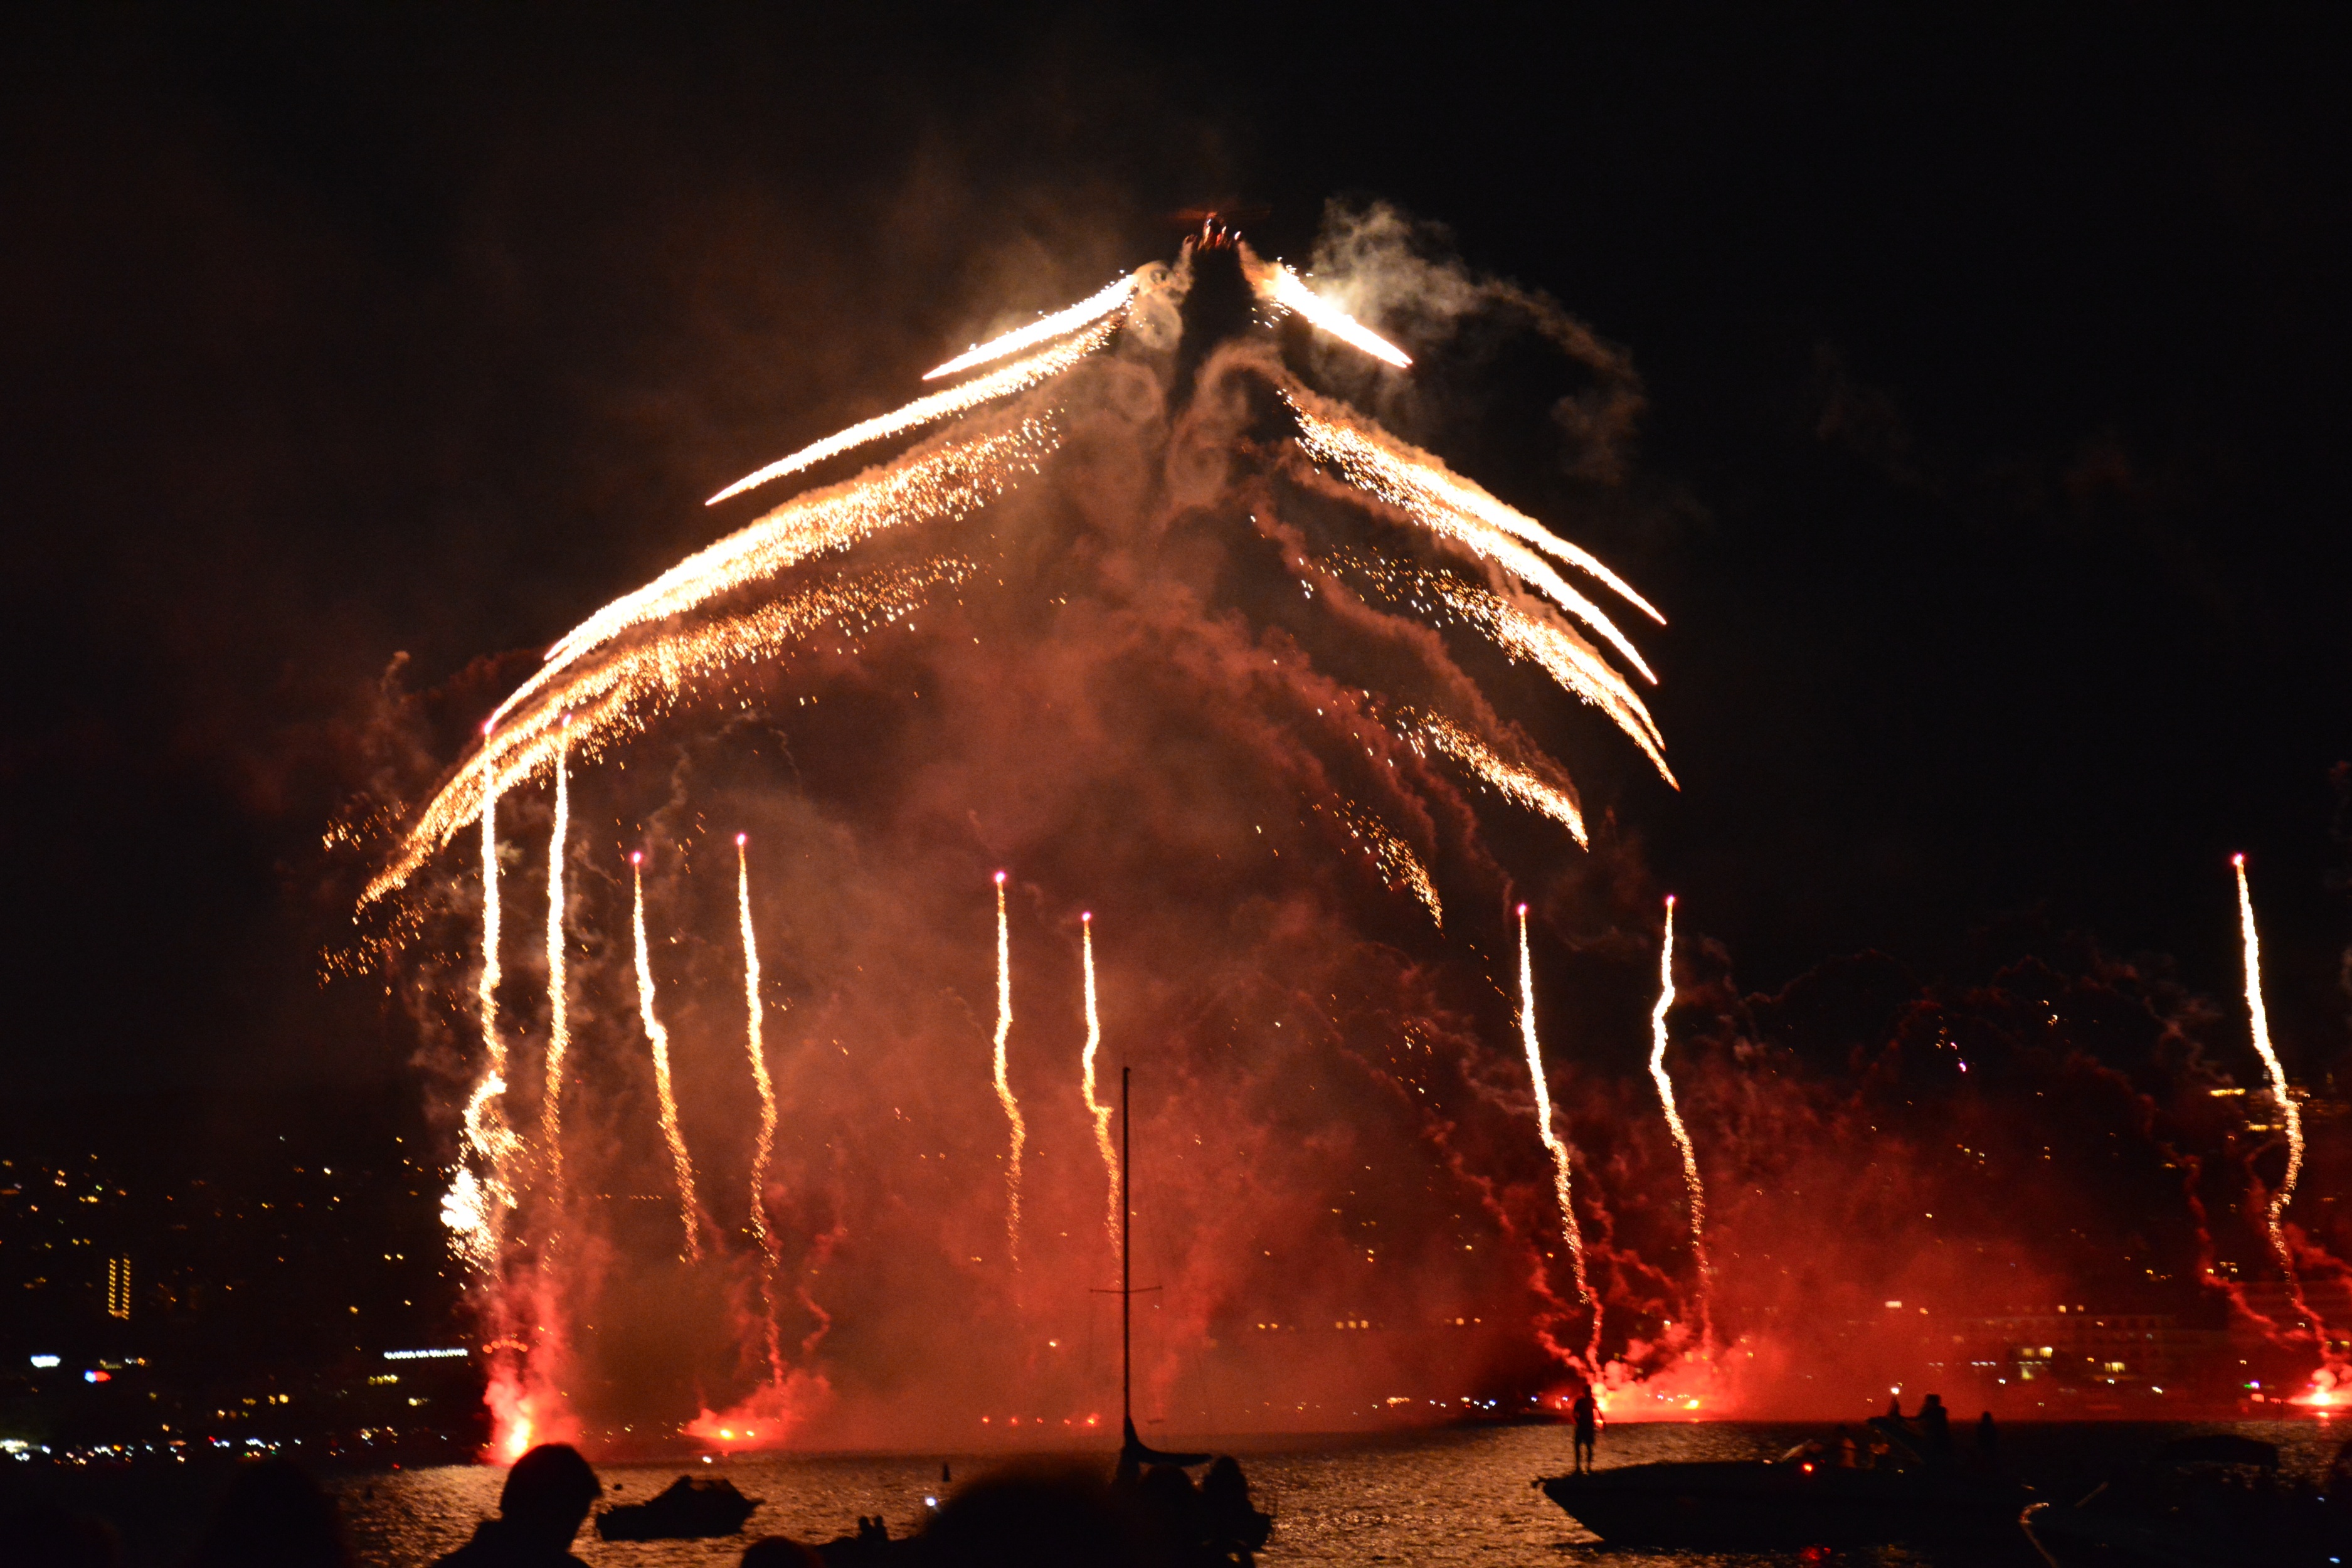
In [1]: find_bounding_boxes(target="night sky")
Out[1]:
[4,7,2347,1103]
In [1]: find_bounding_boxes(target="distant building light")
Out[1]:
[28,1356,58,1369]
[381,1348,468,1361]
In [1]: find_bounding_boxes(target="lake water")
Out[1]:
[328,1419,2346,1567]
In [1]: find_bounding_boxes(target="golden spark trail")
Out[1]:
[633,854,703,1263]
[2235,854,2317,1338]
[1327,550,1673,787]
[992,871,1025,1270]
[1411,713,1587,845]
[1317,798,1442,926]
[450,786,521,1271]
[923,275,1138,381]
[706,322,1113,506]
[495,424,1054,731]
[369,558,977,905]
[540,726,570,1188]
[1286,395,1663,679]
[1258,264,1413,368]
[739,833,784,1383]
[1079,912,1120,1256]
[1647,894,1712,1340]
[1520,903,1599,1364]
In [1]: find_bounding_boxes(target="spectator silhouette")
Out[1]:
[1975,1411,1998,1470]
[189,1459,349,1568]
[1571,1391,1599,1473]
[739,1537,821,1567]
[1917,1394,1952,1460]
[430,1443,601,1567]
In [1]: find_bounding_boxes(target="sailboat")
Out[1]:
[1110,1064,1212,1481]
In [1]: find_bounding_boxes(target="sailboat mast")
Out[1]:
[1121,1063,1131,1430]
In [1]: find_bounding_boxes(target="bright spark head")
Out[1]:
[1517,902,1529,917]
[2232,852,2247,868]
[1081,910,1091,923]
[735,832,747,847]
[630,850,644,867]
[480,718,494,736]
[994,869,1007,886]
[1665,893,1677,910]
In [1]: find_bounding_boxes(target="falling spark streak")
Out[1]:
[450,787,520,1272]
[1411,713,1587,846]
[992,871,1025,1270]
[1258,264,1413,368]
[495,425,1054,732]
[923,275,1138,380]
[2233,855,2318,1342]
[1079,913,1120,1256]
[1327,551,1673,787]
[706,322,1114,506]
[1318,799,1442,926]
[739,834,784,1383]
[1286,395,1664,679]
[1647,895,1712,1339]
[633,856,703,1263]
[1520,904,1598,1364]
[540,727,570,1189]
[369,558,978,904]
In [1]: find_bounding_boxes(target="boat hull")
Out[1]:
[1539,1461,2029,1551]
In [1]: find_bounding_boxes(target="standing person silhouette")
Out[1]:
[1571,1389,1599,1473]
[430,1444,601,1567]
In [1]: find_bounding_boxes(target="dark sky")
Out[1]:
[4,6,2347,1099]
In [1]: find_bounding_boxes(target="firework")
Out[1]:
[487,424,1054,736]
[633,854,704,1263]
[540,727,571,1189]
[2233,855,2321,1339]
[370,557,979,906]
[1647,894,1712,1340]
[450,787,519,1273]
[706,323,1115,507]
[1317,798,1443,926]
[992,871,1026,1269]
[1519,903,1598,1365]
[1328,546,1673,788]
[923,274,1139,381]
[739,834,785,1383]
[1410,713,1587,846]
[1079,912,1120,1256]
[1286,394,1661,681]
[1256,263,1412,368]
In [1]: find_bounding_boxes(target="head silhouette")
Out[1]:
[191,1459,347,1567]
[499,1444,600,1549]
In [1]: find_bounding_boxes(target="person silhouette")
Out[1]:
[1571,1390,1599,1473]
[190,1459,349,1568]
[1917,1394,1952,1460]
[430,1443,602,1567]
